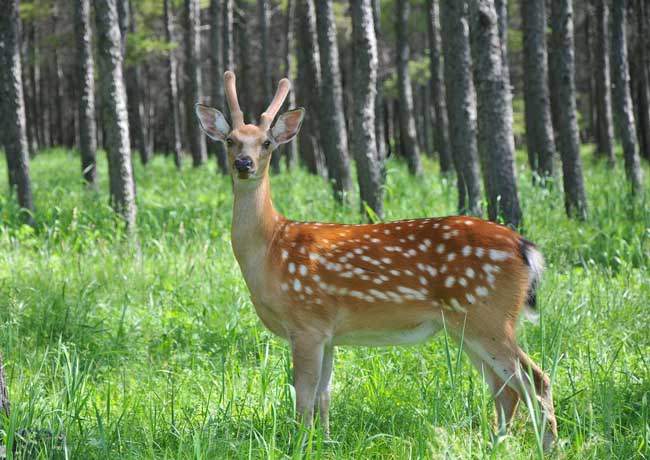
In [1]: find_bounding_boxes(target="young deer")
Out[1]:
[195,71,558,450]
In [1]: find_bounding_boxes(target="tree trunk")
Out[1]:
[95,0,137,230]
[593,0,615,165]
[184,0,207,167]
[210,0,228,174]
[426,0,453,174]
[73,0,98,187]
[164,0,182,169]
[350,0,383,220]
[371,0,387,170]
[470,0,522,228]
[440,0,482,216]
[282,0,299,170]
[521,0,556,180]
[0,0,35,226]
[259,0,272,110]
[235,9,253,121]
[634,0,650,160]
[51,6,64,147]
[550,0,587,219]
[395,0,422,175]
[295,0,325,176]
[125,0,151,166]
[611,0,643,194]
[315,0,353,200]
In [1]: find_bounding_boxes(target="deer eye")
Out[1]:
[226,138,234,146]
[262,140,271,149]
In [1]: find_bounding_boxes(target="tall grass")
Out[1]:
[0,147,648,459]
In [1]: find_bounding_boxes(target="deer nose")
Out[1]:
[233,156,253,172]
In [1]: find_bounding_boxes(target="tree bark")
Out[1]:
[371,0,387,170]
[125,0,151,166]
[550,0,588,219]
[611,0,643,194]
[184,0,207,167]
[634,0,650,160]
[0,0,35,226]
[315,0,353,200]
[350,0,383,220]
[210,0,228,174]
[593,0,615,165]
[282,0,299,170]
[521,0,556,180]
[440,0,482,216]
[295,0,325,176]
[470,0,522,228]
[164,0,182,169]
[259,0,272,110]
[395,0,422,175]
[73,0,98,187]
[235,9,253,120]
[95,0,137,230]
[427,0,453,174]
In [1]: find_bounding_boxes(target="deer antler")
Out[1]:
[224,71,244,128]
[259,78,291,131]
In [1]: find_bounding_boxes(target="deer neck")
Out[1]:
[231,173,282,275]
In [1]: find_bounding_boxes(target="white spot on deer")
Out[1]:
[293,279,302,292]
[440,264,448,273]
[443,225,451,230]
[396,226,402,230]
[436,244,445,254]
[475,247,485,257]
[450,298,467,313]
[281,282,289,292]
[418,243,427,252]
[476,286,489,297]
[382,257,392,264]
[425,265,438,277]
[443,232,452,240]
[464,220,474,225]
[340,271,353,278]
[407,249,417,256]
[386,291,403,303]
[465,267,475,278]
[397,286,426,300]
[445,276,455,288]
[313,274,321,283]
[354,248,363,255]
[353,267,364,275]
[389,269,400,276]
[419,276,428,285]
[489,249,511,261]
[458,277,468,287]
[305,286,313,295]
[371,238,381,243]
[424,239,432,247]
[299,265,308,276]
[309,252,319,261]
[349,290,365,299]
[462,245,472,257]
[373,277,384,285]
[404,269,414,276]
[465,293,476,304]
[281,249,288,260]
[299,247,306,255]
[408,234,416,241]
[369,289,389,300]
[447,252,456,262]
[288,262,296,274]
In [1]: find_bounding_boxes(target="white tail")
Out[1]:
[194,72,557,450]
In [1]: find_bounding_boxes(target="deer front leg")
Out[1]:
[314,345,334,437]
[291,333,325,427]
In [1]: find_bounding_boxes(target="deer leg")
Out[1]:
[468,339,557,452]
[290,333,325,428]
[465,348,520,432]
[314,344,334,437]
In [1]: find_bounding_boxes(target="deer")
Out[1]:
[194,71,558,451]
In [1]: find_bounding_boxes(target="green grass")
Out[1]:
[0,147,649,459]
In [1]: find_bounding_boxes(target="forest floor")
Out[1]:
[0,148,649,459]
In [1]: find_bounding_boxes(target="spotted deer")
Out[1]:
[195,71,558,450]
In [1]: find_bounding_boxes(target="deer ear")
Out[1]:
[195,104,230,141]
[271,108,305,144]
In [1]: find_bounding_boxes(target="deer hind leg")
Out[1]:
[467,339,557,451]
[465,348,520,432]
[290,333,325,428]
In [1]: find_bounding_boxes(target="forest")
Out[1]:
[0,0,649,458]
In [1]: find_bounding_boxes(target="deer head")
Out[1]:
[195,71,304,182]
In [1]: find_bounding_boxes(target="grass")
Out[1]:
[0,147,649,459]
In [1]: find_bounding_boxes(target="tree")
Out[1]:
[95,0,137,230]
[550,0,587,219]
[164,0,182,169]
[125,0,151,165]
[315,0,353,200]
[350,0,383,220]
[470,0,522,228]
[593,0,615,165]
[0,0,35,225]
[521,0,556,180]
[426,0,453,174]
[295,0,325,175]
[633,0,650,160]
[258,0,272,108]
[440,0,482,216]
[371,0,387,170]
[282,0,299,170]
[184,0,207,167]
[611,0,643,194]
[210,0,228,173]
[73,0,98,187]
[395,0,422,175]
